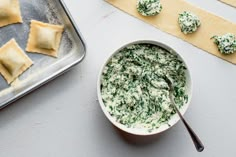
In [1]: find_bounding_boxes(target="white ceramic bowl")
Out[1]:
[97,40,192,136]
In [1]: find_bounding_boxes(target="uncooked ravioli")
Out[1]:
[0,39,33,84]
[0,0,22,27]
[26,20,64,57]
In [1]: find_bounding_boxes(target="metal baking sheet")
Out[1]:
[0,0,86,109]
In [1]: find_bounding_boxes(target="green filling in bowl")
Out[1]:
[100,43,189,133]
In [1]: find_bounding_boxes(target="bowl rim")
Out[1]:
[97,40,193,136]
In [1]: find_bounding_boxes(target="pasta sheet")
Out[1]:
[106,0,236,64]
[220,0,236,7]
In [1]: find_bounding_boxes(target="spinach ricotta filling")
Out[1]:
[211,33,236,55]
[178,11,201,34]
[101,44,188,132]
[137,0,162,16]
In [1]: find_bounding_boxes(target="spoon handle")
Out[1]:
[164,76,204,152]
[174,107,204,152]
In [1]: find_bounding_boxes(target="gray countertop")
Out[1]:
[0,0,236,156]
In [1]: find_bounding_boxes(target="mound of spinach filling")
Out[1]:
[178,11,201,34]
[137,0,162,16]
[211,33,236,55]
[101,44,188,132]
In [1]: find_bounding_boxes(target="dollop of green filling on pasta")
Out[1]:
[101,44,188,132]
[178,11,201,34]
[211,33,236,55]
[137,0,162,16]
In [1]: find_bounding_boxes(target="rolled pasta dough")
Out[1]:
[220,0,236,7]
[106,0,236,64]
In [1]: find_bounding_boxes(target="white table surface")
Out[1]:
[1,0,236,156]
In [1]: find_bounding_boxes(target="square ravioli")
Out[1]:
[0,0,23,27]
[26,20,64,57]
[0,39,33,84]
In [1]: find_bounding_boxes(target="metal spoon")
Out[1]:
[164,76,204,152]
